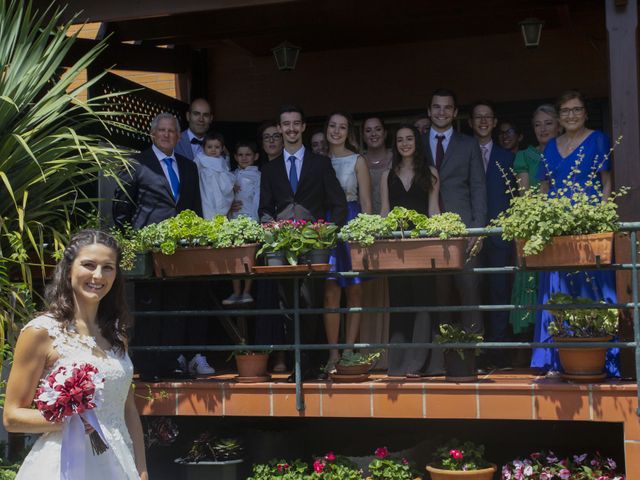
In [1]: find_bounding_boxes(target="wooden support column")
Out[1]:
[606,0,640,378]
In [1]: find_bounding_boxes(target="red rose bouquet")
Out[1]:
[35,362,109,455]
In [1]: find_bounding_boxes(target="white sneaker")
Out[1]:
[222,294,242,306]
[238,293,254,304]
[189,354,215,375]
[176,354,187,373]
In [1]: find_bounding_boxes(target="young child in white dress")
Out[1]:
[223,141,261,306]
[193,133,235,220]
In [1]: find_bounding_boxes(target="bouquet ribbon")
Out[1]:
[60,411,119,479]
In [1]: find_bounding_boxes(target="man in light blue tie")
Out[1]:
[113,112,214,380]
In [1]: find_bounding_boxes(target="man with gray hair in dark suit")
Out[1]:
[425,88,487,337]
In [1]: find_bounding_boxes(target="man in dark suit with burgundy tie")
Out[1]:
[113,112,213,380]
[424,89,487,339]
[259,105,347,380]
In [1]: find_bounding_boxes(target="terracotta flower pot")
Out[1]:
[349,238,467,272]
[235,353,269,378]
[426,463,496,480]
[152,243,257,277]
[516,232,614,268]
[555,335,612,381]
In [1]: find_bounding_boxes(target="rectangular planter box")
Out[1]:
[516,232,614,268]
[124,253,154,278]
[152,244,257,277]
[348,237,467,271]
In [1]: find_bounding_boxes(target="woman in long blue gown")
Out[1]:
[530,91,619,376]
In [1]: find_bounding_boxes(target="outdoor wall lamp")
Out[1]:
[519,18,544,48]
[271,41,300,71]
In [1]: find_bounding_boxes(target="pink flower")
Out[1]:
[530,452,542,460]
[276,463,289,472]
[559,468,571,479]
[524,465,533,476]
[313,460,325,473]
[574,453,588,464]
[375,447,389,459]
[402,458,409,465]
[449,449,463,460]
[324,451,336,461]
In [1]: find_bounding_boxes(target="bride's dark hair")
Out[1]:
[46,229,130,354]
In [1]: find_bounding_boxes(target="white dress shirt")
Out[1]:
[284,145,305,182]
[187,129,205,158]
[152,144,180,184]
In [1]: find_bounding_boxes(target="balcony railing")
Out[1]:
[130,222,640,413]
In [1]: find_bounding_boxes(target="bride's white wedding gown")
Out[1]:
[16,315,140,479]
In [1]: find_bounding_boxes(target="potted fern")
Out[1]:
[340,207,467,272]
[140,210,264,277]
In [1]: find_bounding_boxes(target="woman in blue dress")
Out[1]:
[323,112,373,371]
[531,90,619,376]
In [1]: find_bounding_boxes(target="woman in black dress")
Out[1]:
[379,125,441,377]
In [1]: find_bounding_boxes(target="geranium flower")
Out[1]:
[607,458,617,470]
[276,463,288,472]
[375,447,389,459]
[530,452,542,460]
[559,468,571,479]
[523,465,533,476]
[313,460,325,473]
[324,451,336,461]
[450,449,463,460]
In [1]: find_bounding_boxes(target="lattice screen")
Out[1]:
[88,71,188,151]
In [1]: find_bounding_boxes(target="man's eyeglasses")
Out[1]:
[499,128,516,136]
[262,134,283,142]
[558,106,585,117]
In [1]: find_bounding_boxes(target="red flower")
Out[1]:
[324,451,336,461]
[313,460,325,473]
[375,447,389,459]
[450,449,464,460]
[276,463,289,472]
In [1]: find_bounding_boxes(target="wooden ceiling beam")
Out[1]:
[65,38,191,73]
[33,0,303,24]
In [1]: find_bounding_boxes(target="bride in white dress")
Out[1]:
[3,230,148,479]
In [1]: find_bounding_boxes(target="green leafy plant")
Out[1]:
[546,293,618,338]
[138,210,264,256]
[257,220,338,265]
[493,153,628,256]
[431,439,490,471]
[337,351,382,366]
[109,224,145,271]
[248,458,309,479]
[340,208,466,246]
[368,446,419,479]
[310,452,362,479]
[436,324,483,360]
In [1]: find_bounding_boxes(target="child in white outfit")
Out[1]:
[194,133,235,220]
[223,141,261,306]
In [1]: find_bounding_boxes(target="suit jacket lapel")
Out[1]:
[296,152,314,193]
[146,152,176,203]
[442,132,459,170]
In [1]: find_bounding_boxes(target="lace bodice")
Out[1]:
[23,315,134,432]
